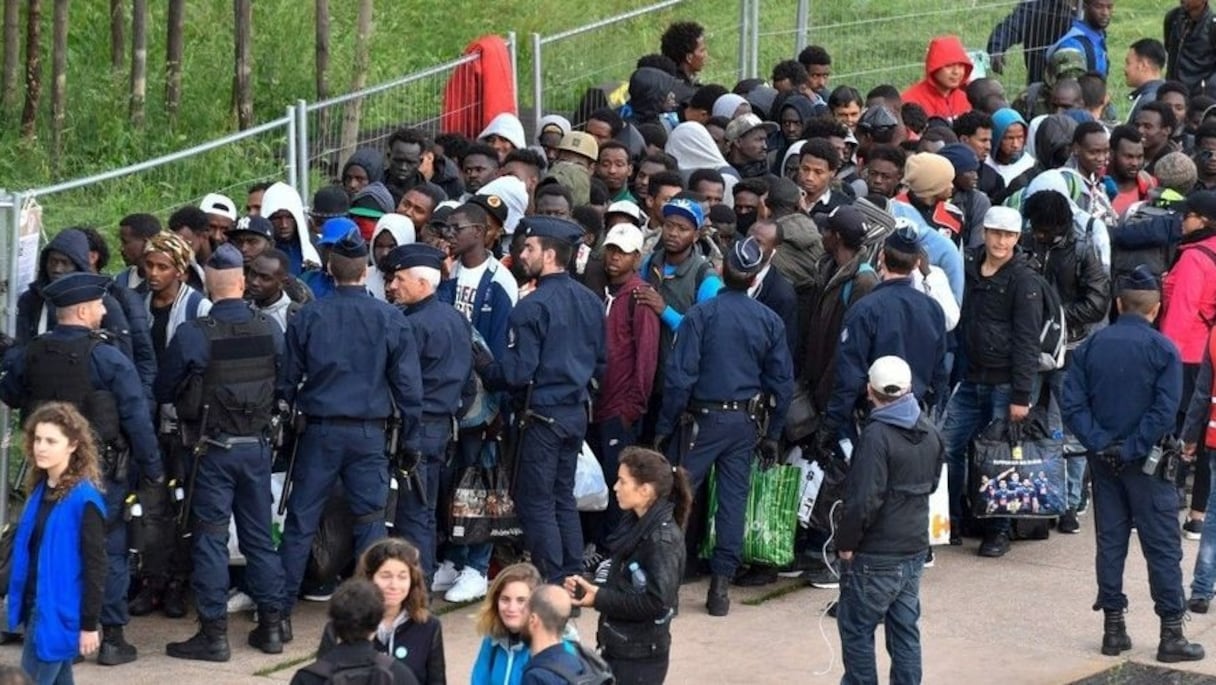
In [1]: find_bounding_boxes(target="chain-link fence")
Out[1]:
[529,0,756,137]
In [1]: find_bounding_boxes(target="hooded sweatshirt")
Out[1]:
[712,93,748,120]
[477,176,529,236]
[365,214,417,301]
[262,182,321,275]
[665,122,739,207]
[1015,169,1112,273]
[900,36,974,121]
[1032,113,1077,170]
[478,112,526,152]
[986,108,1036,187]
[779,140,806,179]
[342,148,385,189]
[536,114,572,141]
[628,67,680,126]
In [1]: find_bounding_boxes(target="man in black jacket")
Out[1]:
[942,206,1044,557]
[836,356,943,685]
[1165,0,1216,98]
[1023,190,1111,534]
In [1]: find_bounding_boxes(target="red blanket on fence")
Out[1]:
[442,35,517,138]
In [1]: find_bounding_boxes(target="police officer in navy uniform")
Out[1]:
[155,244,287,662]
[277,228,423,623]
[1062,265,1205,663]
[477,216,606,585]
[381,242,473,581]
[655,237,794,617]
[0,271,164,666]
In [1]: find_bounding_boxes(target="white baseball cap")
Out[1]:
[602,225,644,254]
[605,200,644,227]
[982,206,1022,234]
[199,193,238,221]
[868,356,913,397]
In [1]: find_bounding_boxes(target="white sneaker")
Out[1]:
[226,590,255,614]
[444,567,488,603]
[432,561,460,592]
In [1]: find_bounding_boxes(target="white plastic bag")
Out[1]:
[928,464,951,546]
[229,472,287,565]
[785,446,825,529]
[574,442,609,512]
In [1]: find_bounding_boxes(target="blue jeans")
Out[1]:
[1047,369,1087,509]
[514,406,587,583]
[21,615,75,685]
[393,419,451,580]
[942,381,1021,537]
[1191,453,1216,600]
[837,552,925,685]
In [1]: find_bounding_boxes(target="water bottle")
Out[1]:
[384,476,399,529]
[628,561,647,592]
[125,494,144,555]
[169,478,185,505]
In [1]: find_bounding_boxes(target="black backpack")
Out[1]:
[1026,267,1067,371]
[300,653,396,685]
[539,642,616,685]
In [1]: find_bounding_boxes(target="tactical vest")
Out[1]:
[23,333,123,446]
[178,315,277,437]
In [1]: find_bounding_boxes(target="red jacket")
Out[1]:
[594,275,660,425]
[1162,232,1216,364]
[441,35,517,138]
[901,36,973,121]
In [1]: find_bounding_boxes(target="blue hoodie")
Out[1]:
[870,392,922,430]
[991,108,1028,158]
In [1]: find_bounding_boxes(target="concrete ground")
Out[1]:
[5,515,1216,683]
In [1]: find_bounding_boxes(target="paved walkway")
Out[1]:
[5,516,1216,683]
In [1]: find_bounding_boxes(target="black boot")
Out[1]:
[97,625,138,666]
[166,618,231,662]
[1100,609,1132,656]
[707,575,731,617]
[127,577,164,617]
[161,578,188,619]
[1157,615,1205,663]
[281,615,293,644]
[248,609,283,654]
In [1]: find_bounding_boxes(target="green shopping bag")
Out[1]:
[699,460,800,567]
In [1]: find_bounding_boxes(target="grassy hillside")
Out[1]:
[0,0,1164,235]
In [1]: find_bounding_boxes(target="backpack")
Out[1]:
[1027,267,1068,371]
[300,652,396,685]
[539,642,616,685]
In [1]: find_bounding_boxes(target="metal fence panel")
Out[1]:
[25,117,295,235]
[300,51,486,203]
[531,0,749,136]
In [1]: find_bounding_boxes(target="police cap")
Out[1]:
[206,243,244,270]
[522,216,585,246]
[383,243,445,273]
[41,272,110,307]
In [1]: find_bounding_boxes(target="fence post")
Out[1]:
[795,0,809,55]
[737,0,749,82]
[286,103,298,195]
[0,191,21,527]
[295,99,310,206]
[507,31,519,115]
[531,32,543,144]
[750,0,760,78]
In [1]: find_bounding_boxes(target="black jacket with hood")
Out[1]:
[593,499,684,661]
[1023,229,1110,345]
[16,230,156,395]
[959,248,1043,406]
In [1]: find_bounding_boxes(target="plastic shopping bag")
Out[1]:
[574,442,609,512]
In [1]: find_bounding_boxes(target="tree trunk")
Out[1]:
[338,0,371,170]
[165,0,183,119]
[129,0,146,127]
[109,0,123,71]
[2,0,19,110]
[315,0,330,144]
[20,0,42,139]
[233,0,252,130]
[50,0,68,166]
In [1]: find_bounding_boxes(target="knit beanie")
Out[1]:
[1155,152,1198,194]
[903,153,956,200]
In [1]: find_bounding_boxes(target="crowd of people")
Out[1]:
[8,0,1216,682]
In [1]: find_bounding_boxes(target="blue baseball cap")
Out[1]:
[661,197,704,228]
[318,217,359,246]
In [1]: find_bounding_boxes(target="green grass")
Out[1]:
[0,0,1167,240]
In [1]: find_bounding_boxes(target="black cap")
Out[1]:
[1118,264,1159,293]
[825,205,866,250]
[41,272,110,307]
[383,243,445,273]
[227,215,273,240]
[521,216,584,245]
[206,243,244,270]
[859,105,899,132]
[466,194,509,227]
[726,236,764,274]
[1181,190,1216,223]
[330,229,369,259]
[311,184,351,219]
[885,224,922,254]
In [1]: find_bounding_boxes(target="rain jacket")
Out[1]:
[366,214,417,301]
[901,36,974,121]
[262,182,321,275]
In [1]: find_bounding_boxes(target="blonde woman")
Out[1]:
[470,563,543,685]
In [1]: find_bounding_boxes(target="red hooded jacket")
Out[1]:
[441,35,517,138]
[901,36,973,122]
